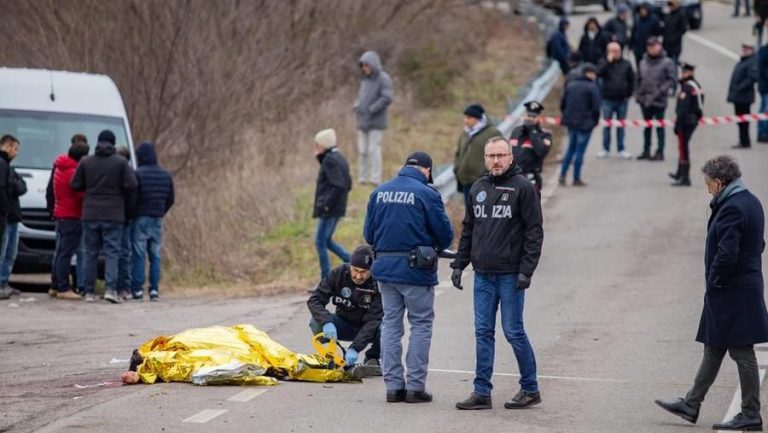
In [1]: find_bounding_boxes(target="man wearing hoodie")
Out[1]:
[662,0,689,93]
[635,37,676,161]
[47,135,89,300]
[71,130,137,303]
[547,19,572,75]
[355,51,393,186]
[131,142,174,301]
[630,3,663,67]
[578,17,607,66]
[312,129,352,282]
[603,4,631,49]
[559,64,602,186]
[453,104,501,206]
[0,136,24,300]
[728,43,758,149]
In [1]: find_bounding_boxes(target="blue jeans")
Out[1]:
[309,314,381,361]
[602,99,628,152]
[758,94,768,139]
[379,282,435,392]
[117,224,132,294]
[131,216,163,296]
[561,128,592,181]
[315,217,349,280]
[52,219,82,292]
[473,273,538,396]
[0,222,19,286]
[82,220,123,294]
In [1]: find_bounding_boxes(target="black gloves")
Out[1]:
[518,274,531,290]
[451,268,463,290]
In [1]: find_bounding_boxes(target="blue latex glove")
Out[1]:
[345,348,359,366]
[322,322,337,341]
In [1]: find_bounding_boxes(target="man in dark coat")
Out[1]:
[656,155,768,431]
[635,37,676,160]
[597,42,635,159]
[578,17,607,66]
[131,142,174,302]
[0,135,20,300]
[630,3,662,67]
[662,0,689,92]
[559,64,601,186]
[547,18,572,75]
[757,36,768,142]
[602,4,631,49]
[71,129,138,303]
[728,43,758,149]
[453,104,501,205]
[312,128,352,282]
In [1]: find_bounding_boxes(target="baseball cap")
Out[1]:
[404,151,434,183]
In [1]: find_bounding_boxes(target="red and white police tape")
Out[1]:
[506,112,768,128]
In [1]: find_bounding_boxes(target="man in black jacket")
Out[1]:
[313,128,352,282]
[71,130,137,303]
[0,137,26,296]
[559,64,602,186]
[452,137,543,411]
[598,42,635,159]
[728,43,758,149]
[630,3,663,67]
[603,4,631,48]
[0,135,19,300]
[662,0,689,93]
[578,17,607,66]
[670,62,704,186]
[308,245,382,374]
[510,101,552,191]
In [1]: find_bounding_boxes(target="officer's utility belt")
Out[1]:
[375,247,437,270]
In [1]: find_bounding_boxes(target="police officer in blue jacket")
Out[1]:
[363,151,453,404]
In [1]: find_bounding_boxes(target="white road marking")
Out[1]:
[227,389,267,402]
[435,289,445,297]
[717,349,768,431]
[429,368,634,384]
[685,33,740,61]
[183,409,227,424]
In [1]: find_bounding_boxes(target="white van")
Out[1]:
[0,68,135,272]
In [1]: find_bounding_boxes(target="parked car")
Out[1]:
[630,0,702,29]
[542,0,616,15]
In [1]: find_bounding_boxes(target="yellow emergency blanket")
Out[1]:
[135,324,357,385]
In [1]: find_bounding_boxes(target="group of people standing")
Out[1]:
[44,130,174,303]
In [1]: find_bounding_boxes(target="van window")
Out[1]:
[0,109,129,169]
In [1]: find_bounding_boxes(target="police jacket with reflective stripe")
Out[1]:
[451,165,543,277]
[363,166,453,287]
[307,264,382,352]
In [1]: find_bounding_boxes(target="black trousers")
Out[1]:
[684,345,761,418]
[675,123,697,163]
[735,102,752,147]
[641,105,666,153]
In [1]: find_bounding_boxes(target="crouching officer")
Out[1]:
[363,151,453,404]
[451,136,544,411]
[308,245,382,373]
[669,62,703,187]
[510,101,552,192]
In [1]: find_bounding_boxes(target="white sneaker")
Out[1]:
[618,150,633,159]
[596,150,609,159]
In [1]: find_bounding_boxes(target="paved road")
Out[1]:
[2,3,767,432]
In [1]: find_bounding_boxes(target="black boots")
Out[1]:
[654,398,699,424]
[637,151,652,160]
[504,390,542,409]
[455,392,492,410]
[671,162,691,186]
[652,149,664,161]
[405,390,433,403]
[712,413,763,431]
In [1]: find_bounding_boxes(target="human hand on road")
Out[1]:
[345,348,358,366]
[322,322,338,341]
[451,268,463,290]
[517,274,531,290]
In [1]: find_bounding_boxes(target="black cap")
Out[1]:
[524,100,544,115]
[680,61,695,72]
[463,104,485,120]
[350,245,373,270]
[404,151,434,183]
[98,130,116,145]
[582,63,598,74]
[646,36,660,46]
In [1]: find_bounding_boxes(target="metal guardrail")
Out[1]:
[435,0,561,202]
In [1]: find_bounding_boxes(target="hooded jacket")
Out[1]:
[578,20,608,65]
[363,166,453,287]
[134,142,174,218]
[602,16,629,48]
[728,54,758,105]
[451,165,543,277]
[561,76,602,131]
[629,11,662,55]
[70,141,137,223]
[50,154,84,219]
[546,29,571,75]
[313,147,352,219]
[635,51,676,108]
[355,51,394,132]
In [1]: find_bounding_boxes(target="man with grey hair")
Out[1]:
[656,155,768,431]
[355,51,393,186]
[452,136,544,411]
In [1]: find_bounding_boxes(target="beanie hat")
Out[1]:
[98,130,116,145]
[463,104,485,120]
[314,128,337,149]
[350,245,373,270]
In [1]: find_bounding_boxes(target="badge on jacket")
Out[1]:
[341,287,352,298]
